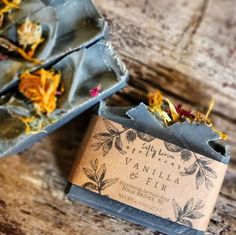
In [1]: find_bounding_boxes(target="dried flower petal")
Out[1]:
[148,90,172,124]
[166,98,179,122]
[19,69,63,115]
[0,36,41,64]
[16,17,44,63]
[17,17,42,49]
[89,84,102,97]
[0,0,21,28]
[175,104,192,118]
[148,90,163,108]
[148,90,228,140]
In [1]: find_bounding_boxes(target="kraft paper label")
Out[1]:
[69,116,227,231]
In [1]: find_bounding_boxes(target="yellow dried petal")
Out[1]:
[148,90,163,108]
[205,97,215,120]
[166,98,179,122]
[17,47,41,64]
[19,69,63,115]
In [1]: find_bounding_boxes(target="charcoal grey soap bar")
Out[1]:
[0,41,128,157]
[66,103,229,235]
[0,0,108,94]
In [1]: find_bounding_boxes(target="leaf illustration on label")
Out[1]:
[172,198,205,228]
[83,168,96,181]
[196,168,205,189]
[91,142,103,151]
[205,178,214,190]
[90,159,98,171]
[172,199,183,219]
[100,178,119,190]
[181,219,193,227]
[180,161,198,175]
[102,139,113,156]
[97,163,106,182]
[164,142,183,152]
[187,211,204,219]
[93,133,111,141]
[103,119,119,135]
[136,131,155,142]
[82,159,119,195]
[82,182,98,190]
[115,135,125,154]
[126,130,137,143]
[194,200,205,210]
[91,119,156,156]
[180,152,218,191]
[203,166,217,179]
[199,157,212,166]
[183,198,194,214]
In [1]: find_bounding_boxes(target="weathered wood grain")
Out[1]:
[0,0,235,234]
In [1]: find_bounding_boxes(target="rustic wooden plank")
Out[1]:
[95,0,236,161]
[0,0,235,234]
[96,0,236,117]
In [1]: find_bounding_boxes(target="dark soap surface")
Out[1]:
[0,41,128,157]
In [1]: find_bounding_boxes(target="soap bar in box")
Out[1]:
[66,102,230,235]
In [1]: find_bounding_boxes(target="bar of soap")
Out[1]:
[98,102,230,164]
[0,41,128,157]
[66,102,230,235]
[0,0,108,94]
[0,0,45,32]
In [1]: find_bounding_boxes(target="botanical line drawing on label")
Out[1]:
[91,119,218,191]
[164,142,217,190]
[91,119,155,156]
[70,117,227,231]
[82,159,119,195]
[172,198,205,228]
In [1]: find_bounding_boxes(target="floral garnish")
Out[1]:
[0,0,21,28]
[0,36,41,64]
[148,90,228,140]
[89,84,102,97]
[175,104,192,119]
[17,17,44,60]
[148,90,171,124]
[19,69,64,115]
[0,16,44,64]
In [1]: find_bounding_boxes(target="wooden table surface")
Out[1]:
[0,0,236,234]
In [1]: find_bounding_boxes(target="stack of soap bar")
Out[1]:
[0,0,128,157]
[66,103,230,235]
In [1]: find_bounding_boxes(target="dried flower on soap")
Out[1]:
[19,69,64,115]
[17,17,44,59]
[148,90,227,140]
[0,0,21,27]
[0,18,44,64]
[89,84,102,97]
[0,36,41,64]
